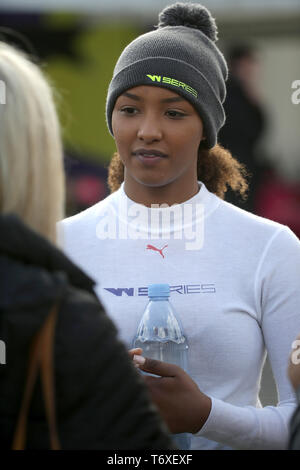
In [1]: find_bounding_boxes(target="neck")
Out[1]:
[123,178,200,207]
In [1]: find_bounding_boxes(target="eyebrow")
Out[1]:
[122,91,185,104]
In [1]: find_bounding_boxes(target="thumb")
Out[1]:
[136,355,179,377]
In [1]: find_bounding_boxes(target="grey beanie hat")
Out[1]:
[106,2,228,149]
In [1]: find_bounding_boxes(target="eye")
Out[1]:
[120,106,138,116]
[166,109,187,119]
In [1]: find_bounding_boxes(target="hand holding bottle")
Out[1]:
[134,355,212,435]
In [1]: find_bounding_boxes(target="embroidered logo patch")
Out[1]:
[146,74,198,98]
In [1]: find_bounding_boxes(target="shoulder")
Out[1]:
[57,191,120,247]
[208,196,300,265]
[217,198,296,241]
[0,253,68,313]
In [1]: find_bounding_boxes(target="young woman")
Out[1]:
[60,3,300,450]
[0,40,174,450]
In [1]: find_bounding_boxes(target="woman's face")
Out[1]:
[112,85,204,202]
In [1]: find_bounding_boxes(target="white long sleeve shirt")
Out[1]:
[58,182,300,450]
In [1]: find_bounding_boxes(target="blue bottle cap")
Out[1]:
[148,283,170,298]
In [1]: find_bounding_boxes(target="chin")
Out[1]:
[133,174,171,188]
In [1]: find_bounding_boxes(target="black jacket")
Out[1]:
[0,214,174,449]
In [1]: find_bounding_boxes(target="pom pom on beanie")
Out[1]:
[157,2,218,42]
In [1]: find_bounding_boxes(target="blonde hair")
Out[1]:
[0,42,65,243]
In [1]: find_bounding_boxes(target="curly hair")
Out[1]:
[107,144,249,200]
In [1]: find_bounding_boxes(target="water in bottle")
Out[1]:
[132,283,191,450]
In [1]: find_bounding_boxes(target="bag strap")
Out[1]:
[12,302,60,450]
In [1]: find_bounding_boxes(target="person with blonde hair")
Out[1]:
[0,41,174,450]
[0,41,64,242]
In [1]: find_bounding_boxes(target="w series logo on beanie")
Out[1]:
[146,74,198,98]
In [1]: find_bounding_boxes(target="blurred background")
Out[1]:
[0,0,299,405]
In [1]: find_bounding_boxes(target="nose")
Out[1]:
[137,114,162,143]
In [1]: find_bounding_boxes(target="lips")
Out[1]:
[133,148,167,158]
[132,148,167,165]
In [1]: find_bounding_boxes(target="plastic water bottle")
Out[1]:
[132,283,191,450]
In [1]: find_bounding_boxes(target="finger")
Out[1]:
[132,354,147,368]
[140,357,179,377]
[128,348,143,359]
